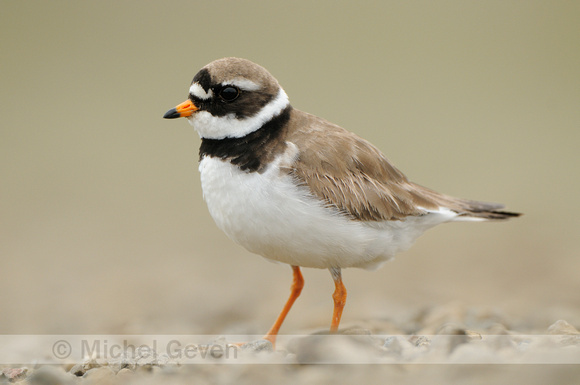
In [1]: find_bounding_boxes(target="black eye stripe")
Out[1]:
[192,83,273,118]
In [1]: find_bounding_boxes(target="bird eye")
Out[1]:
[219,86,240,102]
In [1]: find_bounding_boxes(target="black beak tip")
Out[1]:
[163,108,180,119]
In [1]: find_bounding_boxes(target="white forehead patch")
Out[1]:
[187,88,290,140]
[189,82,213,100]
[223,78,261,91]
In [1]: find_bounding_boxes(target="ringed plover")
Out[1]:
[163,57,520,346]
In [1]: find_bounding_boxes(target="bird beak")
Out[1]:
[163,99,199,119]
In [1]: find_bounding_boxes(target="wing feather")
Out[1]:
[283,111,434,221]
[282,110,520,221]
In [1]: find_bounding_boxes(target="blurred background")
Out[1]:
[1,0,579,339]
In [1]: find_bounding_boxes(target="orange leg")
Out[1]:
[329,267,347,332]
[263,265,304,348]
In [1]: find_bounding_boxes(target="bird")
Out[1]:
[163,57,520,347]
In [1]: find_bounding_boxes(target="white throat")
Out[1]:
[187,88,290,139]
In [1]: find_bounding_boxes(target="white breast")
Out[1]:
[198,152,452,270]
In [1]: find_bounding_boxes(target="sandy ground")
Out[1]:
[2,309,580,384]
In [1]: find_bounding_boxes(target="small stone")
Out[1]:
[548,320,580,346]
[241,339,273,353]
[487,323,510,335]
[436,323,466,335]
[69,358,100,377]
[435,324,472,353]
[116,368,133,377]
[2,367,28,382]
[82,366,115,383]
[68,365,83,377]
[136,351,159,366]
[108,358,136,374]
[411,335,431,348]
[548,320,580,335]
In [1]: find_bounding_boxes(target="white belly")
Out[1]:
[198,156,450,270]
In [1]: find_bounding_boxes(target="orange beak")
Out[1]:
[163,99,199,119]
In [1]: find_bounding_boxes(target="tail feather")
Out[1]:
[457,208,521,220]
[451,198,522,221]
[409,182,521,221]
[411,183,522,221]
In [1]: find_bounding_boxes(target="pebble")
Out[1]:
[116,368,133,378]
[548,319,580,335]
[547,319,580,346]
[241,339,273,353]
[82,366,115,384]
[2,367,28,382]
[107,358,136,374]
[69,359,100,377]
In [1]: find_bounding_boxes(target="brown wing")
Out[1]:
[283,110,520,221]
[283,110,437,221]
